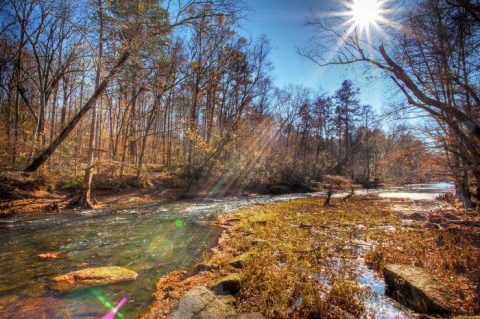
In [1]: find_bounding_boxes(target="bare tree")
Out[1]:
[300,0,480,206]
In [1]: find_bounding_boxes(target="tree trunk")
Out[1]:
[12,21,26,165]
[455,160,474,210]
[78,0,104,209]
[24,51,130,172]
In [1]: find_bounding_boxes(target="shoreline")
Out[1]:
[141,210,248,319]
[140,195,480,319]
[0,183,321,217]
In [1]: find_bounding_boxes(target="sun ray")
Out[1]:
[330,0,396,49]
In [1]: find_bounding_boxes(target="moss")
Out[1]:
[50,266,138,293]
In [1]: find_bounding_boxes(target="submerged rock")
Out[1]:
[166,286,235,319]
[211,274,242,296]
[383,264,454,314]
[38,252,62,260]
[50,266,138,293]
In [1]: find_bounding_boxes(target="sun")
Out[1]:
[327,0,396,48]
[349,0,383,29]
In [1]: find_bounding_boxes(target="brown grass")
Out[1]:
[365,227,480,314]
[201,197,400,319]
[143,196,480,318]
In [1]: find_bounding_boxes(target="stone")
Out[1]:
[443,212,459,220]
[383,264,454,314]
[226,313,267,319]
[194,262,213,273]
[211,274,242,295]
[1,296,61,318]
[47,201,61,212]
[400,212,427,221]
[251,239,270,248]
[50,266,138,293]
[166,286,235,319]
[228,253,252,269]
[194,298,236,319]
[38,252,62,260]
[299,223,313,229]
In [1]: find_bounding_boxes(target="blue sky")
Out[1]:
[240,0,387,111]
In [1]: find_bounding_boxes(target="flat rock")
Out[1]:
[166,286,235,319]
[383,264,454,314]
[211,274,242,295]
[50,266,138,293]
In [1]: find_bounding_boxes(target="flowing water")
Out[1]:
[0,183,454,319]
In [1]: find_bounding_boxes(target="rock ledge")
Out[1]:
[383,264,454,314]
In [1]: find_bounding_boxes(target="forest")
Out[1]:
[0,0,479,319]
[0,0,440,209]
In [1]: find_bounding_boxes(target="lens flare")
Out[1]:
[101,295,128,319]
[92,290,126,319]
[175,219,184,227]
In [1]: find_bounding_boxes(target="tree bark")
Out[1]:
[78,0,104,209]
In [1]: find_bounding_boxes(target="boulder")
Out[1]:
[50,266,138,293]
[166,286,235,319]
[211,274,242,295]
[383,264,454,314]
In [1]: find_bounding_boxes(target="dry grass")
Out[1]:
[203,198,399,319]
[365,227,480,314]
[143,196,480,318]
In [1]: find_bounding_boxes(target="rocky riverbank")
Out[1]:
[142,195,480,319]
[0,171,317,216]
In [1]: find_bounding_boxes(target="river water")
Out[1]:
[0,183,454,319]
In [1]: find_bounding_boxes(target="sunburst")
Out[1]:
[329,0,397,49]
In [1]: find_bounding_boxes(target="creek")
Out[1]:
[0,183,454,318]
